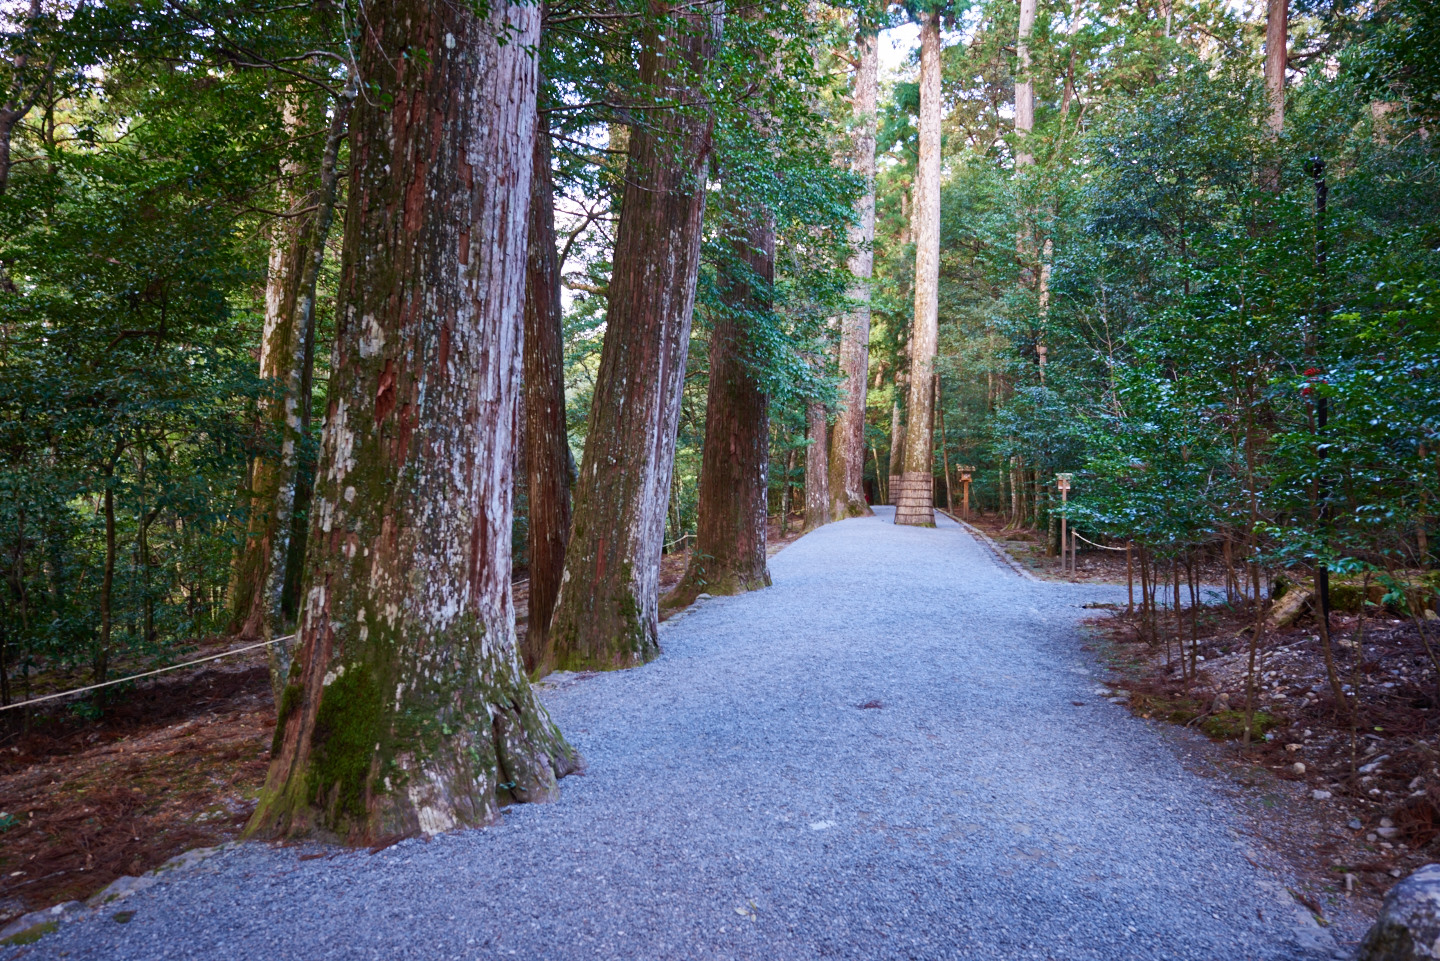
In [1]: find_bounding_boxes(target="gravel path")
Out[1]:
[28,510,1340,960]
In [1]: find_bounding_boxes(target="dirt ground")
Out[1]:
[0,518,811,926]
[0,656,273,926]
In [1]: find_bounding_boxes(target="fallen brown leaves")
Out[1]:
[0,664,274,924]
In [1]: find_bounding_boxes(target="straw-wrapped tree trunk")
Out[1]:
[895,10,942,527]
[548,6,721,670]
[248,0,577,843]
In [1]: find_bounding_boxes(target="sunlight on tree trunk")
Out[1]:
[230,90,350,699]
[828,21,877,521]
[1265,0,1288,137]
[895,11,942,528]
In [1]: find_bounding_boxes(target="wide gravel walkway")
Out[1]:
[31,510,1339,960]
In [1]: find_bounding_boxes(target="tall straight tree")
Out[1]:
[1013,0,1049,375]
[1015,0,1036,168]
[894,9,942,527]
[248,0,577,842]
[1265,0,1288,136]
[804,399,829,530]
[229,90,350,697]
[520,102,572,674]
[548,6,722,670]
[828,21,878,521]
[670,207,775,602]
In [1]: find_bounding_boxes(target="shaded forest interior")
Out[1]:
[0,0,1437,906]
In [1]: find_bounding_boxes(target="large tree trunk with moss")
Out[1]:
[828,22,877,521]
[520,105,572,675]
[547,7,720,671]
[229,91,350,699]
[247,0,577,843]
[669,212,774,606]
[895,11,942,527]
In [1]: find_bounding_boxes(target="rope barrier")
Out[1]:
[1071,530,1130,552]
[0,635,294,712]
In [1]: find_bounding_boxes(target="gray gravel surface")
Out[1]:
[28,509,1339,960]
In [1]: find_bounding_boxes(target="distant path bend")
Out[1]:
[36,509,1337,961]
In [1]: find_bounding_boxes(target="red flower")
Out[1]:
[1304,367,1321,376]
[1301,386,1314,396]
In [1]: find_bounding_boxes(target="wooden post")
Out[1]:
[958,466,974,521]
[1056,473,1072,575]
[935,373,954,515]
[1126,541,1134,613]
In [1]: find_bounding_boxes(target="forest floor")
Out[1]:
[974,512,1440,949]
[18,508,1338,960]
[0,659,272,928]
[0,516,810,930]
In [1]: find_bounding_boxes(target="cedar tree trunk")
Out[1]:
[1265,0,1288,136]
[248,0,577,843]
[669,210,774,605]
[548,6,721,670]
[521,105,572,674]
[895,11,941,528]
[804,401,829,531]
[828,22,877,521]
[231,90,351,701]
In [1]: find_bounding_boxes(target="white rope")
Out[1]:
[0,635,294,712]
[1071,530,1129,551]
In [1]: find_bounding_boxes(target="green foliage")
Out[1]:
[864,0,1440,583]
[0,0,347,704]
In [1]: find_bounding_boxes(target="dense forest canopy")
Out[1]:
[0,0,1436,836]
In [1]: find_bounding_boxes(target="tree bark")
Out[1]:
[895,11,942,528]
[669,210,773,606]
[888,397,904,500]
[247,0,577,843]
[804,401,829,531]
[548,6,721,671]
[828,22,878,521]
[1015,0,1037,169]
[0,0,45,198]
[520,103,572,675]
[230,89,352,704]
[1265,0,1288,137]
